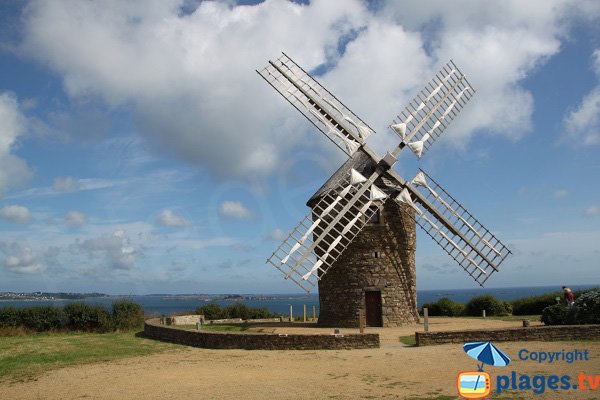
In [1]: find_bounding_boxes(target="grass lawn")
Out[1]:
[0,331,181,382]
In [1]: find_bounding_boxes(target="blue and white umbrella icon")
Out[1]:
[463,341,511,371]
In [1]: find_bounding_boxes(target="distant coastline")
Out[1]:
[1,285,597,316]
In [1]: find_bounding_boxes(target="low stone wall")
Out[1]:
[416,324,600,346]
[168,315,204,325]
[144,318,379,350]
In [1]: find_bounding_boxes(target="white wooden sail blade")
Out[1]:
[394,173,511,287]
[350,168,367,185]
[389,60,475,157]
[265,168,386,292]
[257,53,375,156]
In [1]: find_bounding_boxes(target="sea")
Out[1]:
[1,285,597,317]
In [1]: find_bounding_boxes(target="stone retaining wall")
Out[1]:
[416,324,600,346]
[144,318,379,350]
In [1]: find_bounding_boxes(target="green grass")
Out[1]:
[0,331,180,382]
[399,335,417,346]
[462,314,540,321]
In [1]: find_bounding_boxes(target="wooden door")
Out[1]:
[365,291,382,327]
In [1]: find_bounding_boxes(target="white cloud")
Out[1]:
[585,205,599,216]
[563,49,600,146]
[0,92,33,196]
[16,0,599,184]
[21,0,369,182]
[218,200,255,220]
[53,176,81,192]
[266,228,287,241]
[65,210,88,227]
[156,209,189,227]
[0,204,31,224]
[0,242,45,274]
[74,230,139,269]
[554,189,568,198]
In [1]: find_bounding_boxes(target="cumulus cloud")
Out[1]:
[553,189,568,198]
[266,228,287,241]
[73,230,138,269]
[0,204,31,224]
[65,210,88,227]
[16,0,600,183]
[218,200,255,220]
[20,0,369,182]
[53,176,81,192]
[156,208,189,227]
[0,242,45,274]
[563,49,600,146]
[0,92,33,196]
[585,205,599,216]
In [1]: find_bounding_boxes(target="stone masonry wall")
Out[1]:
[318,200,419,327]
[416,324,600,346]
[144,318,380,350]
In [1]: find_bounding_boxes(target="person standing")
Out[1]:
[562,286,575,307]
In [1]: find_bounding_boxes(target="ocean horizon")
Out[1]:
[1,284,597,316]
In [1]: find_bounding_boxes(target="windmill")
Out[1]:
[258,53,511,327]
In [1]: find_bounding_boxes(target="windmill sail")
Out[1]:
[394,170,511,286]
[266,168,387,292]
[390,60,475,158]
[257,53,374,156]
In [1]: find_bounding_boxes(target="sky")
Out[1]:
[0,0,599,295]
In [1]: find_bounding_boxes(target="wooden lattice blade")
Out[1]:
[257,53,374,156]
[394,170,510,286]
[390,60,475,158]
[266,168,387,292]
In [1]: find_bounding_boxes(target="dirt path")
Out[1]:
[2,318,598,400]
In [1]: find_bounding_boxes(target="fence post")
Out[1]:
[303,304,306,322]
[289,305,293,322]
[482,309,486,318]
[359,309,365,333]
[423,307,429,332]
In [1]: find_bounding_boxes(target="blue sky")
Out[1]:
[0,0,599,294]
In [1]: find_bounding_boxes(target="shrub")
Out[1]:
[248,306,278,319]
[463,295,512,316]
[195,303,227,320]
[225,303,252,319]
[422,298,464,316]
[112,299,145,330]
[571,290,600,324]
[541,304,571,325]
[0,307,21,328]
[19,306,64,331]
[511,292,562,315]
[63,303,112,332]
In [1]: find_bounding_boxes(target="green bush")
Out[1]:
[541,304,571,325]
[195,303,279,320]
[511,292,562,315]
[63,303,112,332]
[571,290,600,324]
[463,295,512,316]
[0,307,21,328]
[19,306,64,331]
[112,299,145,330]
[422,298,464,316]
[195,303,227,320]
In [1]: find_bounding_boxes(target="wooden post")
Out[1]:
[289,305,293,322]
[482,309,486,318]
[423,307,429,332]
[303,304,306,322]
[359,309,365,333]
[312,305,316,321]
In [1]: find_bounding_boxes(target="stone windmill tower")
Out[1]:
[259,54,511,327]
